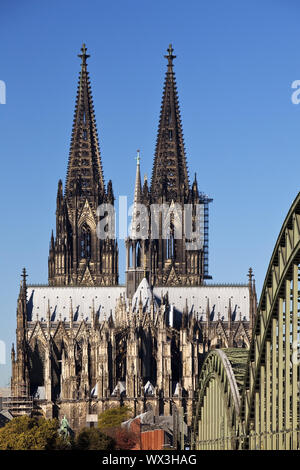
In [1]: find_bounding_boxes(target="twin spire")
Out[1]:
[150,43,189,202]
[67,42,189,207]
[66,43,104,201]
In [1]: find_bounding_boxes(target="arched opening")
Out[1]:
[29,339,45,397]
[79,223,91,260]
[136,242,142,268]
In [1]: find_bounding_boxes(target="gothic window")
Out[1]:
[79,224,91,259]
[167,224,175,259]
[136,243,142,268]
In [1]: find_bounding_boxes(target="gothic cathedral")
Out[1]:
[11,45,256,429]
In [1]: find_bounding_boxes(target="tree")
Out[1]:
[74,427,115,450]
[98,405,132,431]
[97,406,139,450]
[0,415,68,450]
[109,427,140,450]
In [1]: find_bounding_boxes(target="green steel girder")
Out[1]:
[240,192,300,438]
[193,349,248,449]
[193,192,300,450]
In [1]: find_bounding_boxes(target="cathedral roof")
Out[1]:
[25,283,250,323]
[153,285,250,322]
[26,285,125,323]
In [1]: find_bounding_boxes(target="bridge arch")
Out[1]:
[193,192,300,450]
[239,192,300,449]
[193,349,248,449]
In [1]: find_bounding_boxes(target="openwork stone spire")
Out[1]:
[66,44,104,201]
[134,149,142,205]
[130,150,142,239]
[48,45,118,287]
[151,44,189,202]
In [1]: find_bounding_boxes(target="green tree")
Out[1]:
[98,405,132,431]
[74,427,115,450]
[0,415,68,450]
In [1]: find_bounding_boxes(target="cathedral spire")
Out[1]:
[151,44,189,202]
[66,43,104,201]
[130,150,142,239]
[134,150,142,205]
[49,45,118,287]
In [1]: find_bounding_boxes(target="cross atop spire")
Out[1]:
[78,43,90,66]
[164,44,176,68]
[22,267,27,284]
[135,149,141,164]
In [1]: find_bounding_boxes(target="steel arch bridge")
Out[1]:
[193,192,300,450]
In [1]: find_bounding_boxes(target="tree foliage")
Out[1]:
[108,426,140,450]
[0,415,67,450]
[97,406,139,450]
[97,405,132,431]
[74,427,115,450]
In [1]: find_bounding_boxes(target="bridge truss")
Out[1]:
[193,192,300,450]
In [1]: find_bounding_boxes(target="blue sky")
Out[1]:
[1,0,300,386]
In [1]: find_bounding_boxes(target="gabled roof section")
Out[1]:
[65,44,104,200]
[132,278,157,312]
[26,286,126,323]
[151,44,189,202]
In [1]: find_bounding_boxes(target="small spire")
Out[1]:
[144,253,147,278]
[206,298,210,323]
[130,150,142,238]
[185,298,188,314]
[47,299,51,316]
[69,298,73,320]
[11,344,15,361]
[22,267,27,286]
[78,43,90,66]
[164,43,176,69]
[228,298,232,322]
[136,149,140,164]
[134,150,142,201]
[19,268,28,299]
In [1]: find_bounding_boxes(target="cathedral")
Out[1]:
[10,44,257,430]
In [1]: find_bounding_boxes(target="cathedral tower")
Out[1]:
[126,45,212,297]
[48,45,118,286]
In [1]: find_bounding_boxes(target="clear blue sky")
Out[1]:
[1,0,300,386]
